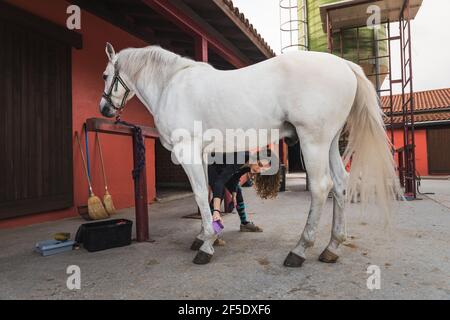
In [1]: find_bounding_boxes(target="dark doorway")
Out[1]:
[288,142,305,173]
[155,140,192,199]
[0,17,73,219]
[427,127,450,174]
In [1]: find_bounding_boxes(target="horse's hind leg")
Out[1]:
[319,132,349,263]
[284,138,333,267]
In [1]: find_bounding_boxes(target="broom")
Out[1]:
[96,132,116,215]
[75,132,109,220]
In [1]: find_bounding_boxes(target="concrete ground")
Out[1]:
[1,175,449,300]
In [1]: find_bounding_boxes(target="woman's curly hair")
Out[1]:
[251,150,282,199]
[253,170,281,199]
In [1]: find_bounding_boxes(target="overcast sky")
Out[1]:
[232,0,450,93]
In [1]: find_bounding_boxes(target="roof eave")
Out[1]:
[214,0,276,59]
[320,0,423,33]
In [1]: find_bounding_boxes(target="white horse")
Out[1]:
[99,43,400,266]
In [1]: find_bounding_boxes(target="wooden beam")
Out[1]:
[71,0,183,54]
[0,1,82,49]
[85,117,156,243]
[142,0,250,68]
[152,30,193,42]
[85,118,159,138]
[72,0,154,42]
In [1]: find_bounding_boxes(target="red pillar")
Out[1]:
[195,36,208,62]
[194,36,212,214]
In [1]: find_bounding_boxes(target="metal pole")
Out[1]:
[288,0,293,48]
[399,0,416,198]
[279,0,283,52]
[387,21,395,145]
[304,0,309,50]
[406,0,417,198]
[327,12,333,53]
[356,27,360,63]
[374,28,381,95]
[399,5,407,191]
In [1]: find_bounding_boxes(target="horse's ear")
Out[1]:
[105,42,116,61]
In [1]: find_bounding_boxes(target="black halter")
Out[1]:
[102,62,130,118]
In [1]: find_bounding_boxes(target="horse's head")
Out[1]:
[99,43,135,118]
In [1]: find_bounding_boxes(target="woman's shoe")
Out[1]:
[240,222,263,232]
[213,238,226,246]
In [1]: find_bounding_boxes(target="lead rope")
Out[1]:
[115,117,146,181]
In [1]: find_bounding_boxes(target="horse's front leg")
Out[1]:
[173,143,215,264]
[191,159,212,252]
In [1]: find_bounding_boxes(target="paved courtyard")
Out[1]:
[1,175,449,299]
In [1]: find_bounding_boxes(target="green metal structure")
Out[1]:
[296,0,389,86]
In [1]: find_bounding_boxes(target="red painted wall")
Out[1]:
[0,0,156,228]
[391,128,429,177]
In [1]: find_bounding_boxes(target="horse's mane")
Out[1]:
[117,46,198,83]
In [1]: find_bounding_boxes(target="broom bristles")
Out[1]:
[103,191,116,215]
[88,193,109,220]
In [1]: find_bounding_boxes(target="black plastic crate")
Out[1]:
[75,219,133,252]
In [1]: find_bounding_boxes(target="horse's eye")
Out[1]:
[103,74,108,81]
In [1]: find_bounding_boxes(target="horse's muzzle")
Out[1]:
[100,99,116,118]
[101,107,116,118]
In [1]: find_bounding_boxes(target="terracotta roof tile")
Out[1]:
[381,88,450,125]
[381,88,450,113]
[222,0,276,57]
[389,112,450,124]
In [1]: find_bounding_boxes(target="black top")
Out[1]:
[208,152,251,198]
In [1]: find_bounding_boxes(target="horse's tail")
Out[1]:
[343,61,401,220]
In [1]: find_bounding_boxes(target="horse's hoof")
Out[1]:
[190,238,204,251]
[319,249,339,263]
[283,252,305,268]
[193,250,213,265]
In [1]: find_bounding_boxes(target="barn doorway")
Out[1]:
[0,15,73,219]
[427,127,450,174]
[155,140,192,200]
[288,142,305,173]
